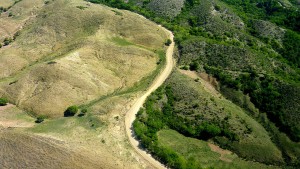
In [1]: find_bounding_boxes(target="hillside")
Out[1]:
[0,0,299,168]
[0,131,106,169]
[134,70,283,168]
[0,0,168,117]
[0,0,171,168]
[85,0,300,168]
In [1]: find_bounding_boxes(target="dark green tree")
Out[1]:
[0,98,8,106]
[64,105,78,117]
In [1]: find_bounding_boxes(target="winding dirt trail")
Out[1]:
[125,28,175,169]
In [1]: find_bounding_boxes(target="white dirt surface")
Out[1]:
[125,27,175,169]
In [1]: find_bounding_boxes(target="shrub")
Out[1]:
[78,108,87,117]
[64,105,78,117]
[13,31,20,40]
[147,0,185,18]
[35,115,47,123]
[215,5,221,11]
[165,39,172,46]
[76,6,87,10]
[0,98,8,106]
[189,61,200,71]
[3,37,13,46]
[180,65,189,70]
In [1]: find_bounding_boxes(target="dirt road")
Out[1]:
[125,28,175,169]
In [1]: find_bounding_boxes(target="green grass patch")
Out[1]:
[30,113,103,134]
[111,37,134,46]
[158,129,275,169]
[133,70,283,167]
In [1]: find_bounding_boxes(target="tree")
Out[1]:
[78,108,87,117]
[189,61,200,71]
[35,115,47,123]
[0,98,8,106]
[165,39,172,46]
[64,105,78,117]
[3,37,13,46]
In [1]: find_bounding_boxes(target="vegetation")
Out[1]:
[157,129,275,169]
[165,39,172,46]
[76,6,87,10]
[78,108,87,117]
[146,0,185,19]
[0,6,8,13]
[134,71,282,168]
[64,106,78,117]
[0,97,8,106]
[35,115,47,123]
[86,0,300,168]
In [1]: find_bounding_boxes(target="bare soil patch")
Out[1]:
[208,143,233,162]
[0,104,34,128]
[178,69,221,97]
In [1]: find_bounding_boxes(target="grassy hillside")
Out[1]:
[0,0,169,117]
[157,129,278,169]
[134,71,283,168]
[86,0,300,168]
[0,0,15,9]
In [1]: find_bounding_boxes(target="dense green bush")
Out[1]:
[280,30,300,67]
[3,37,13,46]
[78,108,88,117]
[0,98,8,106]
[147,0,185,18]
[64,105,78,117]
[35,115,47,123]
[165,39,172,46]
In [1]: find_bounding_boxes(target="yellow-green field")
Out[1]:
[158,129,279,169]
[0,0,169,117]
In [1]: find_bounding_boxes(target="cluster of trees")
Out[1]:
[280,30,300,68]
[220,0,300,32]
[134,84,239,168]
[0,37,13,48]
[0,0,21,15]
[204,65,300,142]
[64,105,87,117]
[35,106,87,123]
[0,32,20,48]
[0,6,8,13]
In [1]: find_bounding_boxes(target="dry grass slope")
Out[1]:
[0,0,169,117]
[0,0,14,8]
[0,131,110,169]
